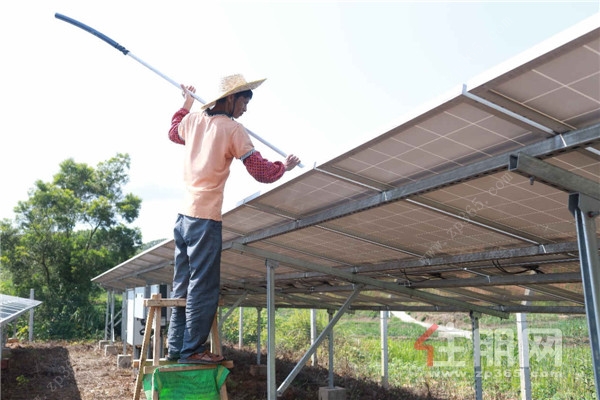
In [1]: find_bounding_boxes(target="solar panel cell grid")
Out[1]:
[91,20,599,321]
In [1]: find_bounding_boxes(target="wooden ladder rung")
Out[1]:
[144,298,186,307]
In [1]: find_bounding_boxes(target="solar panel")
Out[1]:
[0,294,42,327]
[91,15,600,320]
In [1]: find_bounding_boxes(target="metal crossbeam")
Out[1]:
[223,123,600,248]
[231,242,509,319]
[509,152,600,200]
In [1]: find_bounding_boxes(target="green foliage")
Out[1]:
[275,309,328,352]
[220,308,329,353]
[221,307,266,345]
[329,314,594,399]
[16,375,29,386]
[220,308,594,398]
[0,153,142,340]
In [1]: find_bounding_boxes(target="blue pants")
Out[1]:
[167,214,222,359]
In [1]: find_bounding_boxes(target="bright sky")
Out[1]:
[1,1,598,242]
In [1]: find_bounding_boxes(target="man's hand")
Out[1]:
[180,84,196,111]
[283,154,301,171]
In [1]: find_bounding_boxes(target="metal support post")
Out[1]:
[510,153,600,397]
[328,310,334,389]
[110,290,115,343]
[266,259,278,400]
[104,289,110,341]
[516,286,532,400]
[311,309,318,367]
[278,285,363,397]
[29,289,34,342]
[569,193,600,396]
[471,311,483,400]
[380,310,389,389]
[239,307,244,349]
[256,307,263,365]
[27,289,35,342]
[122,291,127,354]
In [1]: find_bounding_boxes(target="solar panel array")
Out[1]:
[92,16,600,320]
[0,294,42,327]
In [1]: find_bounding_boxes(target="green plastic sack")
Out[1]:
[143,365,229,400]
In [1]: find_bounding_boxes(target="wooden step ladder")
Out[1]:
[133,293,233,400]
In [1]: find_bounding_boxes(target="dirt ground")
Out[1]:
[1,341,442,400]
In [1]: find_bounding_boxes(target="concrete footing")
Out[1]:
[2,347,11,370]
[318,386,347,400]
[117,354,132,369]
[98,340,110,350]
[104,345,118,356]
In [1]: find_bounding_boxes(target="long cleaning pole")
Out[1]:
[55,13,302,167]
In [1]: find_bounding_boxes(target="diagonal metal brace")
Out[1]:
[277,285,364,397]
[218,291,248,332]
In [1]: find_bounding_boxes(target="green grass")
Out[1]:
[333,311,595,399]
[223,308,596,399]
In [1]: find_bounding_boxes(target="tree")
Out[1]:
[0,153,142,339]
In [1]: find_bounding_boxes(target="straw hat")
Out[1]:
[201,74,266,110]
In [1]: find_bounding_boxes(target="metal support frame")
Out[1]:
[239,307,244,349]
[29,289,34,342]
[569,193,600,396]
[509,152,600,199]
[223,124,600,252]
[110,290,115,343]
[104,289,110,341]
[277,285,363,397]
[471,312,483,400]
[327,310,334,389]
[380,310,389,389]
[269,240,584,283]
[516,286,532,400]
[218,291,248,332]
[266,259,277,400]
[231,242,508,319]
[310,309,318,367]
[122,291,127,354]
[462,84,555,135]
[510,152,600,397]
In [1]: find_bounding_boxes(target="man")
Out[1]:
[166,74,300,364]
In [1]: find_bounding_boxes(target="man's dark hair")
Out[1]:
[234,90,253,100]
[215,90,253,107]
